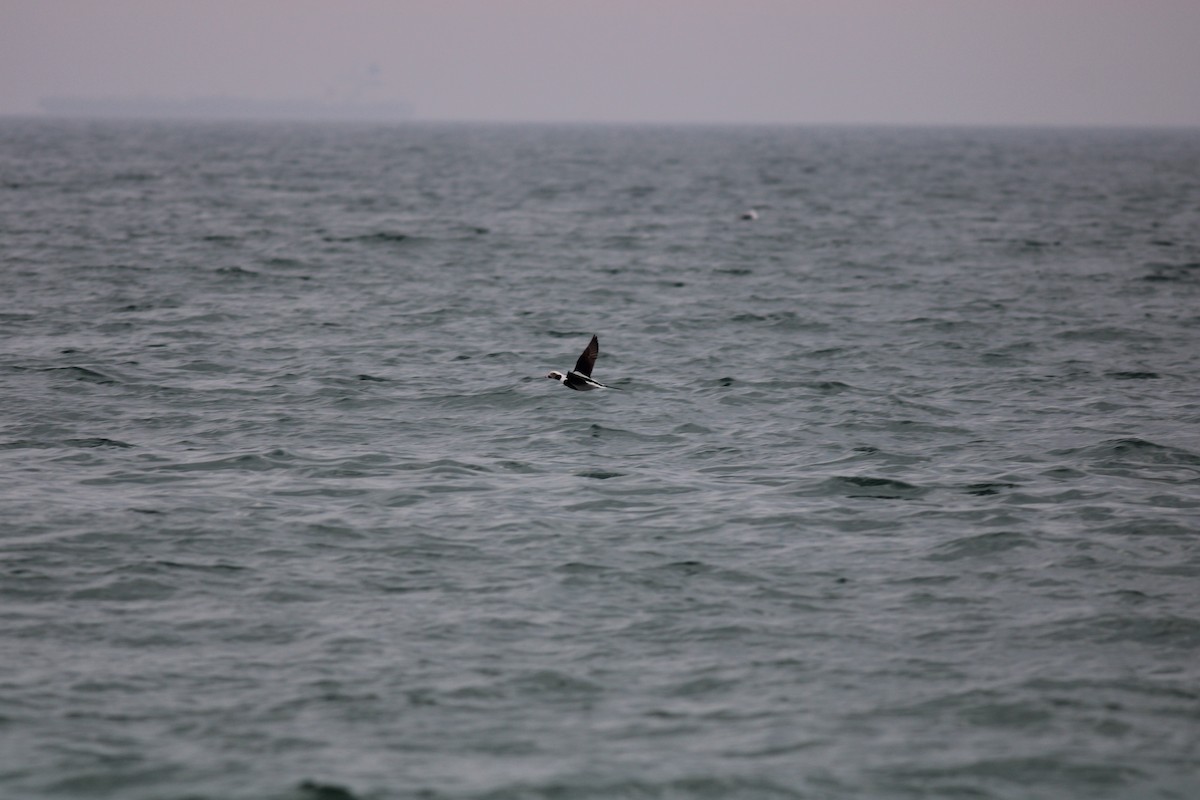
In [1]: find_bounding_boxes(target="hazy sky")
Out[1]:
[3,0,1199,126]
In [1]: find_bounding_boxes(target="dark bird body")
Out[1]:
[546,334,612,390]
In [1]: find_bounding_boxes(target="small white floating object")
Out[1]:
[740,208,759,221]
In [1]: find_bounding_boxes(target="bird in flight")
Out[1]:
[546,334,613,391]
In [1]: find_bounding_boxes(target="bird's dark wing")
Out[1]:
[573,334,599,377]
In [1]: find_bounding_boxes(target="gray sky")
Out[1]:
[3,0,1199,126]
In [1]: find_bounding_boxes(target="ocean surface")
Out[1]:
[1,118,1198,800]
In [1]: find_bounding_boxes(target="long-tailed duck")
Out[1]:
[547,334,612,390]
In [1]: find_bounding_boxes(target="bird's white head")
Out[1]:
[546,371,565,382]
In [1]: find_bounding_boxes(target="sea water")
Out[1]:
[2,119,1199,799]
